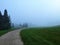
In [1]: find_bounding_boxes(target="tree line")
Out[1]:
[0,9,11,30]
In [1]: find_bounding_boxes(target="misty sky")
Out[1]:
[0,0,60,27]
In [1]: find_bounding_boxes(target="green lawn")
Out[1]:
[20,26,60,45]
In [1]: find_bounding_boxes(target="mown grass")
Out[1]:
[20,26,60,45]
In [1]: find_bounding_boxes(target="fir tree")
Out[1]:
[0,11,3,30]
[3,9,11,29]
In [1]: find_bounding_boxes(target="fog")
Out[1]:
[0,0,60,27]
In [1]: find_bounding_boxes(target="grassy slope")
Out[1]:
[20,27,60,45]
[0,28,15,36]
[0,30,10,36]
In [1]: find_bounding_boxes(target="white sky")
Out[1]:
[0,0,60,27]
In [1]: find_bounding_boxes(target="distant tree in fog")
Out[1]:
[22,23,28,27]
[19,23,28,28]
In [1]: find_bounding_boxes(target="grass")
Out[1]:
[0,28,15,36]
[20,26,60,45]
[0,30,10,36]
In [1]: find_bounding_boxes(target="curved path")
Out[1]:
[0,29,23,45]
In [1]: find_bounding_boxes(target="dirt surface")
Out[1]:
[0,29,23,45]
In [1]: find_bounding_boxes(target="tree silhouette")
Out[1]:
[0,11,3,30]
[0,9,11,30]
[3,9,11,29]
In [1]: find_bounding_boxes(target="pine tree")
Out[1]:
[0,11,3,30]
[3,9,11,29]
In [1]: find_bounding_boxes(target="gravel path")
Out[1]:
[0,29,23,45]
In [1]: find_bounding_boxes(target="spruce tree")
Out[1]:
[0,11,3,30]
[3,9,11,29]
